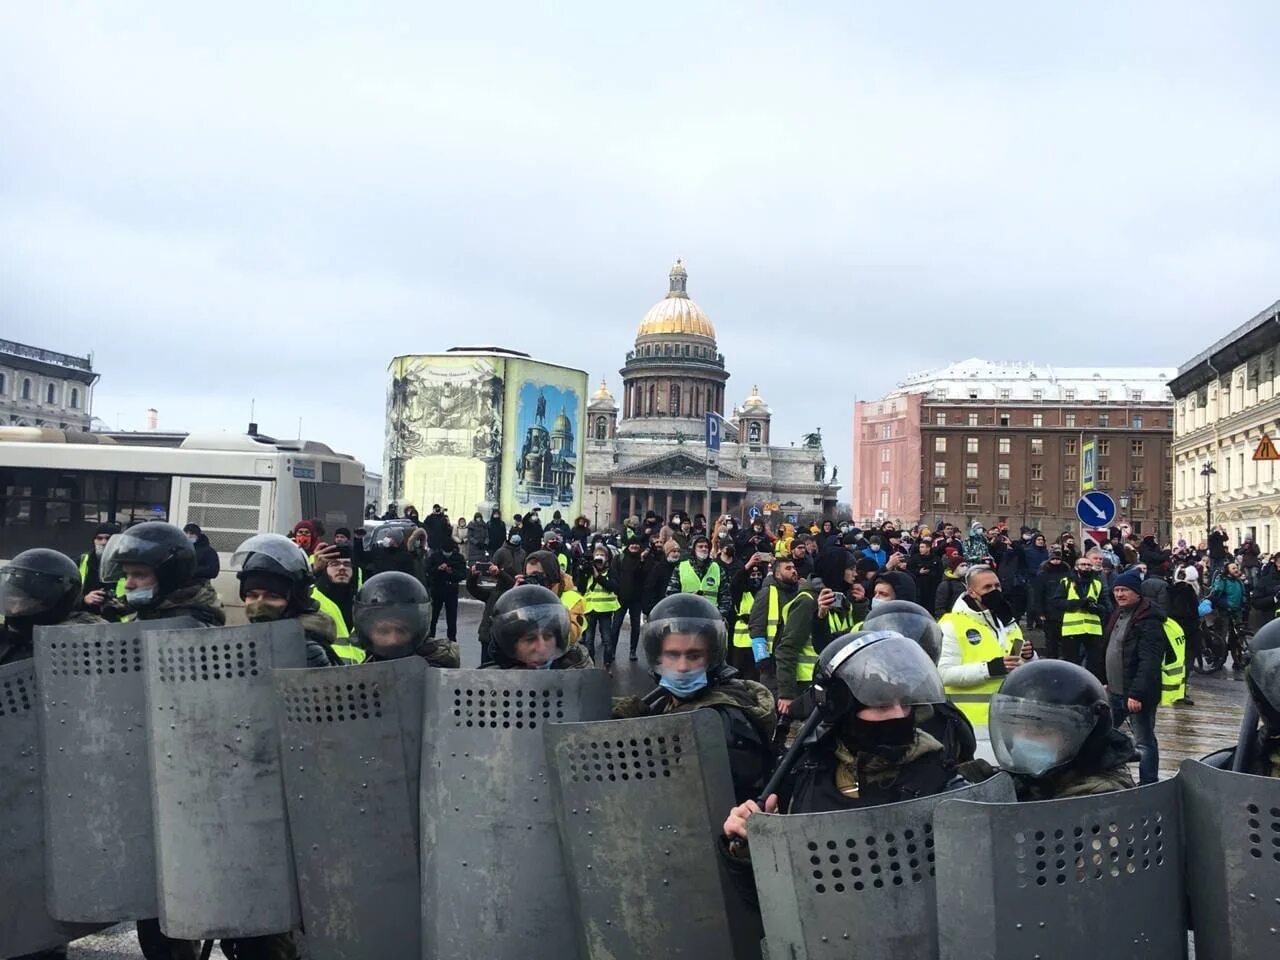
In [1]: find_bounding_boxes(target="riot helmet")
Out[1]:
[988,660,1110,778]
[491,585,570,668]
[0,549,82,626]
[100,521,197,601]
[1246,618,1280,729]
[642,594,728,690]
[861,600,944,664]
[353,571,431,660]
[232,533,313,619]
[812,630,945,721]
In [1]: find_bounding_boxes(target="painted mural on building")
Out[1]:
[501,358,585,520]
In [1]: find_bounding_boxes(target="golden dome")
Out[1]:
[740,385,769,411]
[589,379,617,409]
[591,379,614,402]
[636,259,716,340]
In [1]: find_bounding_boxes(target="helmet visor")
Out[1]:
[989,695,1097,776]
[861,608,942,663]
[100,530,165,582]
[1247,645,1280,718]
[353,601,431,658]
[642,615,727,671]
[0,565,68,617]
[825,633,945,707]
[491,602,569,665]
[230,534,309,574]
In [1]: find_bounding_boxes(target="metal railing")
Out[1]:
[0,339,93,371]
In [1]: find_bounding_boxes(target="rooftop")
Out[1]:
[0,338,94,373]
[889,358,1174,403]
[1169,298,1280,397]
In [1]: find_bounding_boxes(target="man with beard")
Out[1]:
[907,537,943,609]
[1027,545,1071,659]
[1051,555,1112,682]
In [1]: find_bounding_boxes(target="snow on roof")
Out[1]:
[890,358,1174,403]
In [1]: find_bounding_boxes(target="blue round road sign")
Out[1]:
[748,505,761,519]
[1076,492,1117,528]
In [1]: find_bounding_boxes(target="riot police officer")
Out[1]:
[100,521,225,626]
[486,584,593,670]
[353,572,459,666]
[972,659,1136,800]
[0,549,103,664]
[613,594,777,802]
[1207,618,1280,776]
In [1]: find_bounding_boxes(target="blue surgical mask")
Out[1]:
[659,669,708,698]
[126,587,156,607]
[1007,738,1060,776]
[511,535,522,546]
[535,655,560,670]
[186,535,199,544]
[870,597,886,610]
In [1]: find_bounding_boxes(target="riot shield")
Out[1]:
[145,621,306,940]
[546,709,760,960]
[276,657,426,960]
[421,668,612,960]
[1180,757,1280,959]
[0,660,99,956]
[934,777,1185,959]
[36,617,200,922]
[748,774,1017,960]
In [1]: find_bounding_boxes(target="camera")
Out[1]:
[828,593,847,611]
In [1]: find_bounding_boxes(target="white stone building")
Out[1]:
[0,339,97,431]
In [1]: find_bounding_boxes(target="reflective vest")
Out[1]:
[781,591,851,686]
[1061,578,1103,638]
[78,554,125,597]
[583,574,620,614]
[940,611,1024,726]
[677,560,721,603]
[555,551,573,578]
[309,587,365,663]
[732,590,756,649]
[560,588,586,644]
[1160,618,1187,706]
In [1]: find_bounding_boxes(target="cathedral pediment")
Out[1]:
[612,450,745,481]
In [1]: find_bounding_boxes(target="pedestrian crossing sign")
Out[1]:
[1253,434,1280,461]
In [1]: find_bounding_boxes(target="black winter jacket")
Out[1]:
[1103,599,1166,706]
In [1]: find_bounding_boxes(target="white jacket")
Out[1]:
[938,592,1026,688]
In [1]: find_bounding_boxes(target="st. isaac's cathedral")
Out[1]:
[583,261,838,527]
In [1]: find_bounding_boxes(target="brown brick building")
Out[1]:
[853,359,1176,538]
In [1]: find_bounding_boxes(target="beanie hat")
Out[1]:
[841,531,860,546]
[1113,569,1144,593]
[95,521,122,537]
[238,570,295,600]
[854,557,880,578]
[947,554,968,572]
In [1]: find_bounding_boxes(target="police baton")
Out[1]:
[755,710,823,808]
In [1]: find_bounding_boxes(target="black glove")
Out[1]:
[987,657,1009,677]
[1065,598,1085,612]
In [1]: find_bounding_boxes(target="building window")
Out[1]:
[1133,491,1145,509]
[966,437,979,453]
[965,488,979,506]
[968,413,980,426]
[965,462,979,479]
[1131,415,1143,429]
[880,470,890,485]
[670,384,681,415]
[748,422,761,443]
[998,463,1010,480]
[22,378,32,400]
[1098,439,1110,456]
[881,448,891,463]
[1031,490,1044,507]
[1130,389,1143,401]
[999,413,1010,426]
[1065,413,1076,428]
[1032,389,1044,401]
[998,437,1011,454]
[1098,465,1111,483]
[934,462,947,478]
[1030,438,1044,455]
[881,424,893,440]
[0,373,5,396]
[1064,388,1076,402]
[935,412,947,426]
[69,387,79,409]
[934,437,947,453]
[1098,413,1110,427]
[1131,466,1144,484]
[1063,491,1075,508]
[1131,440,1144,457]
[1032,413,1043,427]
[1224,458,1231,490]
[1064,438,1078,456]
[996,489,1010,506]
[968,389,978,400]
[1031,464,1044,480]
[45,383,57,405]
[1064,465,1077,481]
[1098,389,1109,402]
[933,486,947,504]
[999,388,1011,400]
[594,417,608,440]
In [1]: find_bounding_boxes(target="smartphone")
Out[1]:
[829,593,847,610]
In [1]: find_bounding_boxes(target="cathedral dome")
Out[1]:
[740,385,769,412]
[552,408,573,435]
[588,379,617,410]
[636,259,716,341]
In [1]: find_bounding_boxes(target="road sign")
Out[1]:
[705,466,718,489]
[748,506,761,520]
[1081,439,1097,492]
[705,413,721,452]
[787,514,798,525]
[764,501,780,513]
[1076,491,1116,528]
[1253,434,1280,461]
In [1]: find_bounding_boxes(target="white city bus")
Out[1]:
[0,427,367,603]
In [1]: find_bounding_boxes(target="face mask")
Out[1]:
[1007,738,1060,776]
[94,543,106,557]
[245,601,286,623]
[956,565,970,578]
[526,572,547,587]
[694,549,709,561]
[511,535,522,546]
[982,589,1006,610]
[1022,534,1032,541]
[870,540,882,550]
[847,715,917,755]
[870,597,887,610]
[186,535,198,544]
[126,587,156,607]
[659,669,708,698]
[535,653,561,670]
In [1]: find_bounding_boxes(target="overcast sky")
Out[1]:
[4,3,1277,496]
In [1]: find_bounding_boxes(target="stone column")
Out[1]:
[627,490,636,521]
[611,490,620,527]
[665,491,673,520]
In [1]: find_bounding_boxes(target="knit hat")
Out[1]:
[238,570,294,600]
[1113,569,1144,593]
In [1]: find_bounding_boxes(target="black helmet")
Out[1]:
[0,549,82,626]
[1246,618,1280,728]
[231,534,313,610]
[101,521,197,597]
[353,572,430,660]
[641,594,727,676]
[490,585,569,667]
[812,630,945,721]
[988,660,1110,778]
[861,600,944,663]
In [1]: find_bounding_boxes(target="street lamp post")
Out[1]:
[1200,461,1216,542]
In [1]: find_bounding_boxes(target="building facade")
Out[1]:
[854,359,1175,538]
[583,261,837,527]
[1169,299,1280,551]
[0,339,98,431]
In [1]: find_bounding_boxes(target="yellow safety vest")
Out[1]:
[677,560,721,603]
[940,611,1024,726]
[1061,578,1103,637]
[782,592,820,684]
[310,586,351,639]
[1160,618,1187,706]
[560,588,586,644]
[583,574,620,614]
[78,554,126,597]
[732,590,756,649]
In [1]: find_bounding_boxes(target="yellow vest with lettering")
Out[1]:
[1061,579,1103,637]
[940,610,1023,726]
[677,560,721,602]
[1160,618,1186,706]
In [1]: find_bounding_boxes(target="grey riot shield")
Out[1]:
[749,774,1017,960]
[276,657,426,960]
[145,620,306,940]
[934,777,1185,960]
[36,617,199,922]
[421,668,612,960]
[547,709,760,960]
[0,660,100,956]
[1180,757,1280,959]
